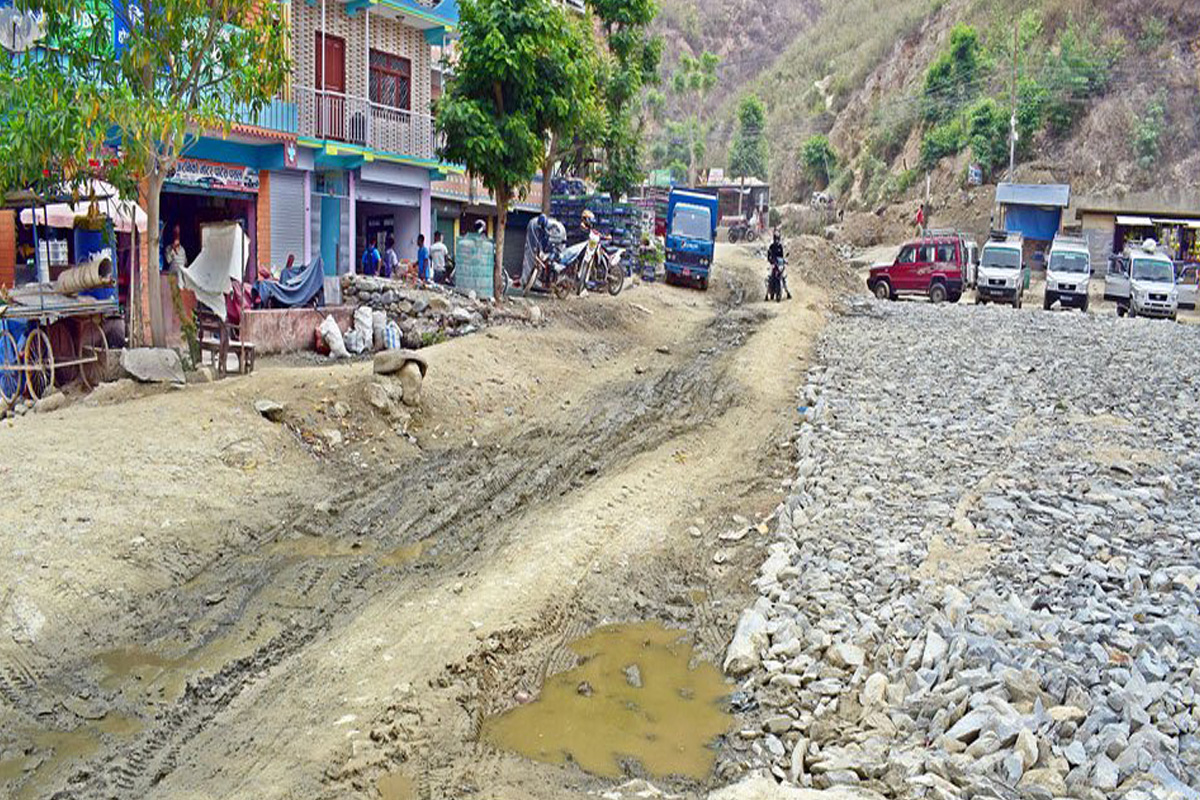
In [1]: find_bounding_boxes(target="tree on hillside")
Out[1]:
[438,0,589,299]
[922,24,981,125]
[728,94,768,182]
[0,0,289,347]
[671,51,719,185]
[799,134,837,190]
[589,0,662,199]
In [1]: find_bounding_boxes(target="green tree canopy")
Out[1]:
[922,24,982,125]
[0,0,290,345]
[799,134,837,189]
[728,94,768,181]
[438,0,586,298]
[671,51,718,185]
[589,0,662,199]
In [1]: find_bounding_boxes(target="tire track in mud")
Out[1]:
[13,300,770,800]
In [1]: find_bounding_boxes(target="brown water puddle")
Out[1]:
[379,541,426,567]
[481,621,730,780]
[377,770,417,800]
[1,714,143,800]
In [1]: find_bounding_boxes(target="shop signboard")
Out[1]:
[167,159,260,193]
[112,0,143,56]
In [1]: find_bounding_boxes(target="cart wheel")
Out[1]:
[23,328,55,401]
[0,330,21,410]
[78,319,110,390]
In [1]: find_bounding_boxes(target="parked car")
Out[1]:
[867,234,966,303]
[1044,235,1092,311]
[975,235,1026,308]
[1105,240,1179,320]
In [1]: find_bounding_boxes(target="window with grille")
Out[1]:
[369,50,411,111]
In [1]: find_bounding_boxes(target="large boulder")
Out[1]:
[373,349,428,378]
[709,775,885,800]
[723,597,771,676]
[398,362,423,407]
[121,348,185,384]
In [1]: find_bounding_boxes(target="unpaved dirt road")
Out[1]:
[0,245,835,799]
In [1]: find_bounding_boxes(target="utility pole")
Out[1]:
[1009,21,1018,182]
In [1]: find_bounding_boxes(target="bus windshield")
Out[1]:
[671,205,712,241]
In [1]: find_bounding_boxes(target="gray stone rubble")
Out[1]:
[721,301,1200,800]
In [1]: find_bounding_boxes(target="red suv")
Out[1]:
[867,234,966,304]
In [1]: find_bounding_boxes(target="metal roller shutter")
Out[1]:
[269,171,306,268]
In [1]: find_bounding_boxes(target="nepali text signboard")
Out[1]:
[167,159,260,193]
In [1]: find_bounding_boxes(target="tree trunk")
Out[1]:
[146,172,166,347]
[541,133,556,216]
[494,189,508,302]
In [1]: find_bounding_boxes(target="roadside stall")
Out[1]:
[1,186,145,410]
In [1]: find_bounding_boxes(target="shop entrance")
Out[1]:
[160,188,257,280]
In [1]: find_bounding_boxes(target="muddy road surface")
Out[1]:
[0,245,835,799]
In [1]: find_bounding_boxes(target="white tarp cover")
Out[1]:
[179,221,247,321]
[18,181,147,233]
[1116,215,1155,228]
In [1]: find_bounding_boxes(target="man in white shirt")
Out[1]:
[429,230,451,284]
[164,224,187,273]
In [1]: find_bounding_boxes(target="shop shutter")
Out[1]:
[270,171,306,268]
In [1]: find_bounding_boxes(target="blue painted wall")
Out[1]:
[321,196,341,276]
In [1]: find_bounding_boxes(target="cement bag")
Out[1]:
[319,314,349,359]
[344,328,368,355]
[354,306,373,337]
[383,321,402,350]
[372,310,387,351]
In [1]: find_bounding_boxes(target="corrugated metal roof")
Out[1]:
[997,183,1071,208]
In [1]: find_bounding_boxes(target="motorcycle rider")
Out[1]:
[767,230,792,300]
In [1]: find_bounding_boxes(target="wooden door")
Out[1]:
[314,33,346,140]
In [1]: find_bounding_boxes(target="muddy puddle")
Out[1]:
[481,621,730,780]
[377,770,417,800]
[1,714,143,800]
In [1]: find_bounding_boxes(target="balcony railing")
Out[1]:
[295,86,439,161]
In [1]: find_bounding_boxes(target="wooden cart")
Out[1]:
[0,287,116,410]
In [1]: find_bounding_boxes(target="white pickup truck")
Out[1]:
[1105,240,1179,321]
[975,236,1025,308]
[1044,235,1093,311]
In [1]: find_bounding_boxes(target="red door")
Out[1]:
[893,244,919,291]
[315,33,346,140]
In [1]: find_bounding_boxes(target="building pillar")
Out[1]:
[256,171,271,275]
[348,170,357,274]
[421,180,432,245]
[303,171,312,264]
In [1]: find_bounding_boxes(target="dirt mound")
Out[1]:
[785,235,859,293]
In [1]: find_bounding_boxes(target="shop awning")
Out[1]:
[1116,215,1155,228]
[17,181,147,233]
[1152,218,1200,229]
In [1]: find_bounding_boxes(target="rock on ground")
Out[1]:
[121,348,186,384]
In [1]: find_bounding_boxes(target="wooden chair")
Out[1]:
[196,307,255,378]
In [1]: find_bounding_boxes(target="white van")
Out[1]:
[975,236,1025,308]
[1044,235,1093,311]
[1105,240,1179,320]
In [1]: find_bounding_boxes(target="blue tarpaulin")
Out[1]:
[1005,206,1062,243]
[255,257,325,308]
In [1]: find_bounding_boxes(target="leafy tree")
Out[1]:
[1043,22,1117,135]
[438,0,586,298]
[671,51,719,185]
[589,0,661,198]
[922,24,982,125]
[920,118,965,170]
[799,134,837,188]
[0,0,289,345]
[1132,94,1167,171]
[728,94,768,182]
[538,14,603,213]
[966,98,1008,179]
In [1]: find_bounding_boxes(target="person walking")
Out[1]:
[416,234,430,283]
[429,230,450,284]
[382,234,399,279]
[361,240,381,276]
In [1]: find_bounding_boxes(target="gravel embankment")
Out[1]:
[722,300,1200,800]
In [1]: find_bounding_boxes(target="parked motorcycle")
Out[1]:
[729,220,760,243]
[561,229,625,297]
